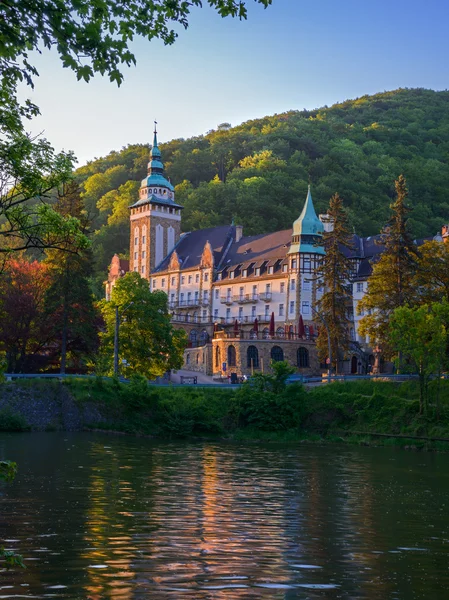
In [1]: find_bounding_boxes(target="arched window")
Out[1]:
[297,347,309,368]
[271,346,284,362]
[189,329,198,344]
[228,345,236,367]
[215,346,221,368]
[200,329,209,345]
[192,312,198,323]
[276,327,285,338]
[247,346,259,368]
[262,327,269,339]
[250,329,257,339]
[186,353,190,365]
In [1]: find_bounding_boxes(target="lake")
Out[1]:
[0,433,448,598]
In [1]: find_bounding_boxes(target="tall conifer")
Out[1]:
[359,175,418,357]
[314,193,354,373]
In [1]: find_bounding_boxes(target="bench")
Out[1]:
[180,376,198,385]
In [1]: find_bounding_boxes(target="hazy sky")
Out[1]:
[18,0,449,167]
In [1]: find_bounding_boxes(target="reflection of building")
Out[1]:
[106,128,443,377]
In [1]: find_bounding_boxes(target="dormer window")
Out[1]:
[149,188,152,193]
[282,264,288,273]
[242,269,247,278]
[268,266,274,275]
[255,268,260,276]
[230,272,234,279]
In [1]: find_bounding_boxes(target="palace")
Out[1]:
[106,128,443,378]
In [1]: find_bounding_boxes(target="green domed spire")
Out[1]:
[288,186,324,255]
[150,121,161,160]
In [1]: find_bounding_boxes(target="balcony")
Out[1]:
[220,296,234,305]
[259,292,272,302]
[177,298,201,308]
[234,294,258,304]
[171,313,212,324]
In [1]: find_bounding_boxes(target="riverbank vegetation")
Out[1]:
[2,365,448,449]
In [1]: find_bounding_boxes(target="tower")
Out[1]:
[129,123,183,278]
[287,186,325,324]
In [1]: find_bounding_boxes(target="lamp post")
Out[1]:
[113,302,134,377]
[311,306,333,383]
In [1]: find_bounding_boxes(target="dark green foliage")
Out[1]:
[0,407,30,431]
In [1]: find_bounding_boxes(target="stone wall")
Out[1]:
[211,336,319,378]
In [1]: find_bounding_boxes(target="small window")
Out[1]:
[153,280,156,288]
[242,269,247,278]
[290,301,295,314]
[268,266,273,274]
[357,282,364,293]
[134,252,137,260]
[230,272,234,279]
[171,277,175,286]
[134,238,138,246]
[181,276,185,284]
[291,279,296,291]
[280,282,285,294]
[204,273,209,282]
[303,277,311,291]
[215,289,219,299]
[255,268,260,276]
[142,236,146,244]
[282,264,288,273]
[188,275,192,284]
[214,309,219,318]
[302,301,310,315]
[142,251,146,259]
[195,274,199,283]
[279,304,284,317]
[141,265,145,274]
[161,278,165,288]
[291,259,297,269]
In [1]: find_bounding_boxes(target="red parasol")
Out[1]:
[234,319,239,337]
[253,317,259,334]
[309,324,315,337]
[269,312,275,337]
[298,315,305,338]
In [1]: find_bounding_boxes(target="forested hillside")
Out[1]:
[75,88,449,293]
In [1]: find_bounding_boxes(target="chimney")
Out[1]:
[235,225,243,242]
[442,224,449,243]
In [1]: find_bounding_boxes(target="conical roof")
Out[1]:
[288,186,324,255]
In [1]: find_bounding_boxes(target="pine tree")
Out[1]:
[44,182,99,373]
[314,193,354,373]
[359,175,418,357]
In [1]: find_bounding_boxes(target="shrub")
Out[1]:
[0,408,30,431]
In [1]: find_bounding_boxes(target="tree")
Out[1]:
[1,1,273,89]
[0,259,51,372]
[359,175,418,357]
[389,303,449,414]
[99,272,186,379]
[43,182,99,373]
[314,193,354,373]
[413,240,449,305]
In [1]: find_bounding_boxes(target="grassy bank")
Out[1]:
[67,373,449,449]
[2,373,449,450]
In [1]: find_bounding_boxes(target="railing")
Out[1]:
[171,313,212,324]
[259,292,272,301]
[220,296,234,305]
[234,294,258,304]
[216,331,317,341]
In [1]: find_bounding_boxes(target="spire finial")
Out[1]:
[153,120,158,150]
[154,119,157,135]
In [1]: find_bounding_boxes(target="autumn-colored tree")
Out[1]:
[314,193,354,372]
[359,175,418,357]
[0,259,51,372]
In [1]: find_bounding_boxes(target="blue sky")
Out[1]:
[18,0,449,166]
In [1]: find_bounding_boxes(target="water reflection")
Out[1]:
[0,433,448,598]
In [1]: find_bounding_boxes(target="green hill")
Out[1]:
[75,88,449,293]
